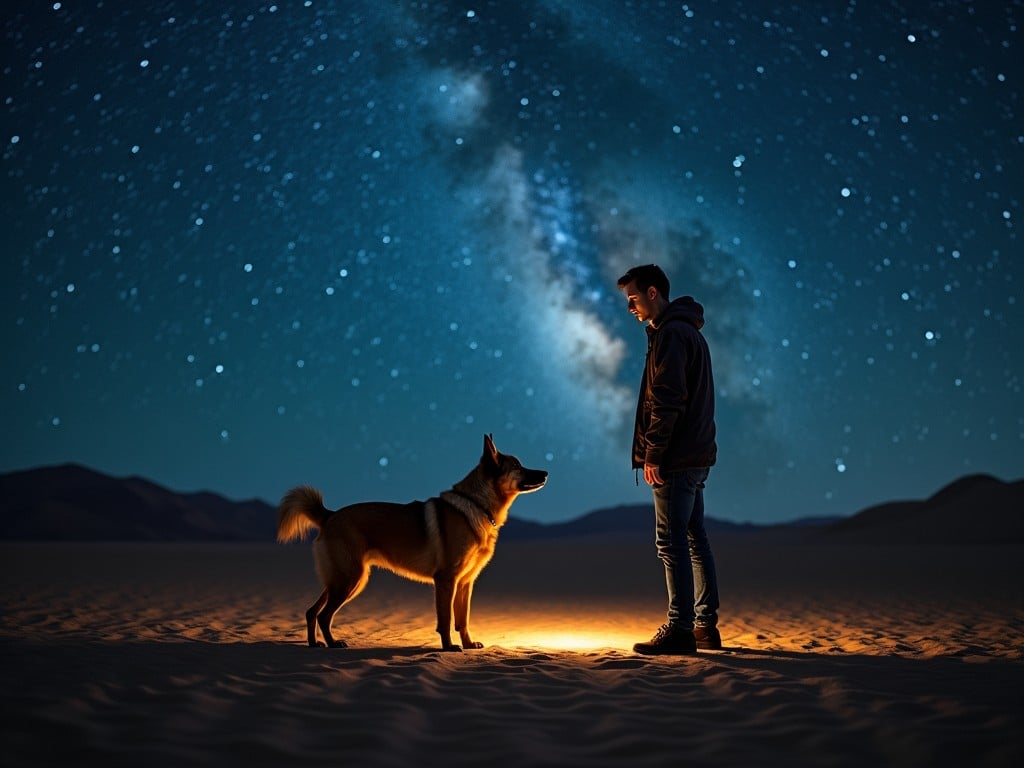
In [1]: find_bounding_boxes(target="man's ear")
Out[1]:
[648,286,658,300]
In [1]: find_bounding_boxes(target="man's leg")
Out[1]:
[634,473,700,654]
[652,472,698,630]
[687,468,721,646]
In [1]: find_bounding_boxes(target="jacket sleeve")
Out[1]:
[643,325,689,466]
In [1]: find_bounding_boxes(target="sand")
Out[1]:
[1,531,1021,767]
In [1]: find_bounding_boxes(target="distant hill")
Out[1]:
[1,464,838,543]
[0,464,820,543]
[501,504,768,540]
[816,473,1024,546]
[0,465,1019,545]
[0,464,275,542]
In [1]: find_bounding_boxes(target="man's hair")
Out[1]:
[617,264,670,298]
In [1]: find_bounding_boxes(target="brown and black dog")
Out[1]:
[277,434,547,651]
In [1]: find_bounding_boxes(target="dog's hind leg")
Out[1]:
[316,590,349,648]
[305,589,328,647]
[433,575,461,651]
[317,567,370,648]
[454,580,482,649]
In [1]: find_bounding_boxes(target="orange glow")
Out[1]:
[480,607,655,651]
[506,629,640,651]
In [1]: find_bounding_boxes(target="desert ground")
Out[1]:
[1,529,1021,767]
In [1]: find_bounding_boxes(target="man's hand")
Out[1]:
[643,462,664,486]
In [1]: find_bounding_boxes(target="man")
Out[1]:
[617,264,722,654]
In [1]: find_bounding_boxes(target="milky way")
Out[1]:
[3,1,1021,523]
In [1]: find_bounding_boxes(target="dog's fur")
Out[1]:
[277,434,547,651]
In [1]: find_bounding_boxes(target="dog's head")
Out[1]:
[481,433,548,496]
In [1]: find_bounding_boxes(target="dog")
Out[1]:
[277,434,547,651]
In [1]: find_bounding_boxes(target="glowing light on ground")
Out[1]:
[507,629,639,651]
[483,609,654,652]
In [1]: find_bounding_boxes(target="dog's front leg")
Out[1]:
[433,576,461,651]
[454,580,482,649]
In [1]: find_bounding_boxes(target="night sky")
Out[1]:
[4,1,1021,525]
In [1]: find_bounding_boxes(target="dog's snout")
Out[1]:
[524,469,548,489]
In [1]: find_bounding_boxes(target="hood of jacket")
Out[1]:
[650,295,705,332]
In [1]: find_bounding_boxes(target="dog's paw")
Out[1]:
[326,639,348,648]
[464,641,483,649]
[440,645,464,653]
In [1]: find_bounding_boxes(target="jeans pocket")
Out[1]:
[683,467,709,491]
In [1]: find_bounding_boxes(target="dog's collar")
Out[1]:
[442,489,497,528]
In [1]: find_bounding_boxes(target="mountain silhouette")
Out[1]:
[0,464,275,541]
[816,473,1023,545]
[1,465,1019,544]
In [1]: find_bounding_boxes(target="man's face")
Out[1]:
[621,280,658,323]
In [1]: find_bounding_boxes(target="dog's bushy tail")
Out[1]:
[277,485,330,543]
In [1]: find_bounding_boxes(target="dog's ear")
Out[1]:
[483,433,498,466]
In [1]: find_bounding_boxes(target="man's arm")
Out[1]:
[643,326,690,471]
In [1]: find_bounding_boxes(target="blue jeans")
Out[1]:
[651,467,719,630]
